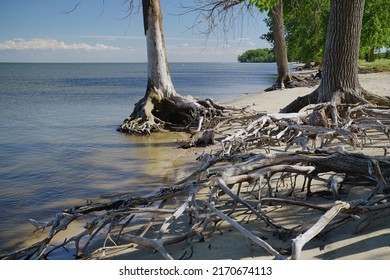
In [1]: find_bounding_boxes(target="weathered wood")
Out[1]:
[2,89,390,261]
[291,200,350,260]
[205,201,286,260]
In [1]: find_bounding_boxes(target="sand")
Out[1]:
[6,72,390,260]
[232,71,390,113]
[107,71,390,260]
[224,72,390,260]
[167,71,390,260]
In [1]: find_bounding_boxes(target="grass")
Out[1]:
[358,58,390,72]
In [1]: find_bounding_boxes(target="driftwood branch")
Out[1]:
[1,98,390,260]
[204,201,286,260]
[291,200,351,260]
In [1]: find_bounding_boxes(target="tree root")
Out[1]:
[265,74,319,92]
[2,89,390,260]
[117,86,248,135]
[2,142,389,260]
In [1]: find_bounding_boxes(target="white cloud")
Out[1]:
[78,35,145,41]
[0,37,269,62]
[0,38,120,51]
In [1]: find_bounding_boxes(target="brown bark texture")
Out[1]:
[317,0,365,104]
[281,0,390,115]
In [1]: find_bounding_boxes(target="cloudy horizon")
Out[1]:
[0,1,270,63]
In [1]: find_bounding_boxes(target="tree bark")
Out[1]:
[271,0,291,87]
[316,0,366,105]
[117,0,232,134]
[280,0,386,113]
[369,48,375,62]
[143,0,177,98]
[117,0,230,134]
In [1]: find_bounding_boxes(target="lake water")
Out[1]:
[0,62,277,254]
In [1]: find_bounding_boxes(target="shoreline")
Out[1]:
[230,71,390,113]
[113,71,390,260]
[3,71,390,260]
[180,71,390,260]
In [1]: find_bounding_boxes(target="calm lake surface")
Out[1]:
[0,62,277,254]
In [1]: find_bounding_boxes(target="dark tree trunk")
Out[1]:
[280,0,390,113]
[369,48,375,62]
[316,0,365,105]
[271,0,291,87]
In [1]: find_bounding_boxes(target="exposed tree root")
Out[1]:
[281,87,390,114]
[2,141,389,260]
[117,86,252,135]
[2,87,390,260]
[265,74,319,92]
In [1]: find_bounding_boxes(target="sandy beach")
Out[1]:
[224,71,390,260]
[232,71,390,113]
[125,71,390,260]
[5,71,390,261]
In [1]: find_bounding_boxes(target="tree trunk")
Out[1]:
[117,0,228,134]
[316,0,366,105]
[280,0,390,113]
[143,0,177,98]
[271,0,291,88]
[117,0,179,134]
[369,48,375,62]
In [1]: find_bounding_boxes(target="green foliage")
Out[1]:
[283,0,330,63]
[359,58,390,72]
[259,10,273,45]
[360,0,390,57]
[258,0,329,63]
[238,48,275,62]
[242,0,279,12]
[259,0,390,63]
[381,49,390,59]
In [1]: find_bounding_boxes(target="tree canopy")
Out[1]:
[238,48,275,62]
[360,0,390,60]
[283,0,329,63]
[259,0,390,63]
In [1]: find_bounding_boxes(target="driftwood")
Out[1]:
[291,200,351,260]
[1,99,390,260]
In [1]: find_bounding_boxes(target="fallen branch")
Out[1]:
[291,200,351,260]
[2,98,390,260]
[204,201,286,260]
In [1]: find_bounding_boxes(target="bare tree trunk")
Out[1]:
[143,0,177,98]
[272,0,291,88]
[117,0,230,134]
[117,0,177,134]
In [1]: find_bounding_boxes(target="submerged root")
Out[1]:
[117,87,238,135]
[117,86,253,135]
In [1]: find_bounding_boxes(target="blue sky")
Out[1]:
[0,0,270,63]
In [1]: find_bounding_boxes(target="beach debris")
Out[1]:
[1,98,390,260]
